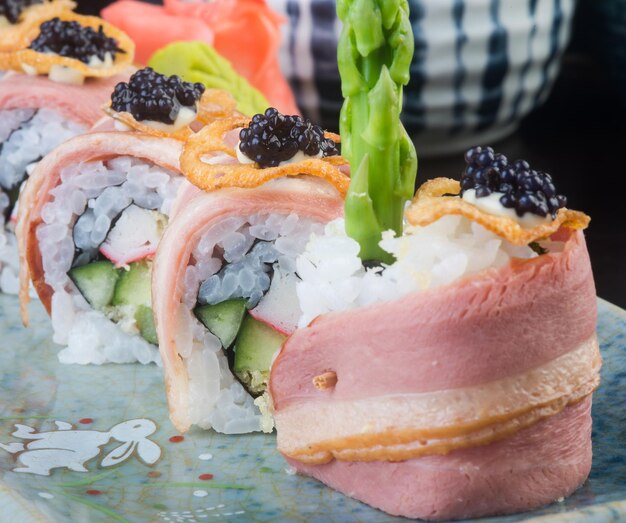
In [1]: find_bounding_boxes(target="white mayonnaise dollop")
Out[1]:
[48,65,84,85]
[141,106,198,132]
[462,189,552,229]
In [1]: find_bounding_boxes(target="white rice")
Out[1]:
[0,108,86,294]
[0,218,20,295]
[296,216,541,327]
[37,156,182,365]
[180,212,323,434]
[0,108,85,190]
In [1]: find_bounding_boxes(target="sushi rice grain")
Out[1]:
[38,157,182,365]
[0,108,86,294]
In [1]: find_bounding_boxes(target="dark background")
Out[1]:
[81,0,626,308]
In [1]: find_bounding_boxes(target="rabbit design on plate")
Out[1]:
[0,419,161,476]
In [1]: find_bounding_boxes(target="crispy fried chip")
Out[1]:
[0,11,134,78]
[196,89,240,124]
[180,117,350,195]
[0,0,75,52]
[102,89,240,141]
[405,178,590,245]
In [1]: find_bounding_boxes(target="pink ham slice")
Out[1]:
[270,229,599,519]
[0,71,131,127]
[152,177,344,433]
[288,397,593,521]
[17,131,184,323]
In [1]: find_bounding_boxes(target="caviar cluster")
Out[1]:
[111,68,205,125]
[461,146,567,218]
[239,108,339,168]
[0,0,42,23]
[29,17,123,64]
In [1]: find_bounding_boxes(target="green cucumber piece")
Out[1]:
[112,260,152,308]
[135,305,158,345]
[68,260,120,311]
[233,315,287,395]
[194,299,247,348]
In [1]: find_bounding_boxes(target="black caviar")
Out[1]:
[239,108,339,168]
[0,0,42,24]
[29,17,123,64]
[461,146,567,218]
[111,67,205,125]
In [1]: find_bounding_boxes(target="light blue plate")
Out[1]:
[0,295,624,522]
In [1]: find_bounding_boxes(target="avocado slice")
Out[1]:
[233,314,287,395]
[135,305,158,345]
[194,299,247,348]
[68,260,120,311]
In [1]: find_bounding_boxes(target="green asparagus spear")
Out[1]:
[338,0,417,263]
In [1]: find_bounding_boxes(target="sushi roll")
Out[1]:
[270,174,599,520]
[151,108,348,434]
[14,65,245,364]
[17,130,187,365]
[0,14,134,294]
[268,1,601,520]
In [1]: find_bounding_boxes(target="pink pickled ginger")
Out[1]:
[102,0,299,115]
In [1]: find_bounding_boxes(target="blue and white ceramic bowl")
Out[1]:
[269,0,577,156]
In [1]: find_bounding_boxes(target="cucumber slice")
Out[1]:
[68,260,120,311]
[112,260,152,308]
[135,305,158,345]
[234,315,287,395]
[194,299,247,348]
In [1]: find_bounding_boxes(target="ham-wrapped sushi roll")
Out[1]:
[17,66,241,365]
[152,108,348,434]
[17,131,186,365]
[269,1,600,519]
[270,170,600,520]
[0,11,134,293]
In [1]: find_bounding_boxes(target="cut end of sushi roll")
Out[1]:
[0,106,87,295]
[152,177,344,434]
[18,131,184,364]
